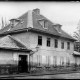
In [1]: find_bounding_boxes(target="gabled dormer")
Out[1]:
[10,18,20,28]
[53,24,62,33]
[38,19,48,29]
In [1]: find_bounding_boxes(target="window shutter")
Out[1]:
[53,56,57,66]
[46,56,48,66]
[37,55,39,66]
[48,56,50,66]
[66,57,70,66]
[60,57,64,66]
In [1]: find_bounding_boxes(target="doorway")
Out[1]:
[18,55,28,73]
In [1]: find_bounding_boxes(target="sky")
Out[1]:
[0,2,80,36]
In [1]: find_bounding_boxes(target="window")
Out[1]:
[66,57,70,66]
[48,56,50,66]
[54,39,58,48]
[44,21,48,29]
[60,57,64,66]
[46,56,50,66]
[67,42,70,50]
[47,38,51,47]
[61,41,64,49]
[38,19,48,29]
[53,56,57,66]
[37,55,42,66]
[10,19,20,27]
[30,55,33,66]
[38,36,42,45]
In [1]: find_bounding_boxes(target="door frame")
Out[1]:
[18,53,30,72]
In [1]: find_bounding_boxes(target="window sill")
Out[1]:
[37,44,42,46]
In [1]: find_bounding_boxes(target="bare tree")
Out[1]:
[73,20,80,42]
[1,17,4,29]
[1,17,8,29]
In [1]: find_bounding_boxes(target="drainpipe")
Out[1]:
[29,46,40,72]
[29,54,31,72]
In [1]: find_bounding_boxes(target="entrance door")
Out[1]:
[18,55,28,73]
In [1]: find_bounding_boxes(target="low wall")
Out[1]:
[0,63,80,74]
[29,62,80,72]
[0,64,18,74]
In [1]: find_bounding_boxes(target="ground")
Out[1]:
[1,73,80,79]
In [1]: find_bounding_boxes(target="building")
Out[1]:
[74,41,80,52]
[0,8,79,74]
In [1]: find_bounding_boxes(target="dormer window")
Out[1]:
[38,19,48,29]
[53,24,62,33]
[10,19,20,27]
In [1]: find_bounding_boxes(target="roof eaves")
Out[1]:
[0,47,32,52]
[29,28,60,38]
[0,27,76,41]
[0,28,29,36]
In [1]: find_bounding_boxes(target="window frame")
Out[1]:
[38,36,42,46]
[67,42,70,50]
[54,39,58,48]
[61,41,64,49]
[47,37,51,47]
[38,19,48,29]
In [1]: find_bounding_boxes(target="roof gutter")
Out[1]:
[0,47,32,52]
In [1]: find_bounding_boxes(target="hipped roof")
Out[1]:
[0,35,31,51]
[0,8,76,41]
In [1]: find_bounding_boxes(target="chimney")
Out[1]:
[33,8,40,15]
[53,24,62,33]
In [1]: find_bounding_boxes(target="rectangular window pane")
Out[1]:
[54,39,58,48]
[47,38,51,47]
[61,41,64,49]
[38,36,42,45]
[45,21,48,29]
[67,42,70,50]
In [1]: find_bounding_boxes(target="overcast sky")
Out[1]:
[0,2,80,35]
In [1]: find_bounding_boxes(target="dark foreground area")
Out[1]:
[1,72,80,79]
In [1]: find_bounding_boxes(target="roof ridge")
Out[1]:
[27,10,33,28]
